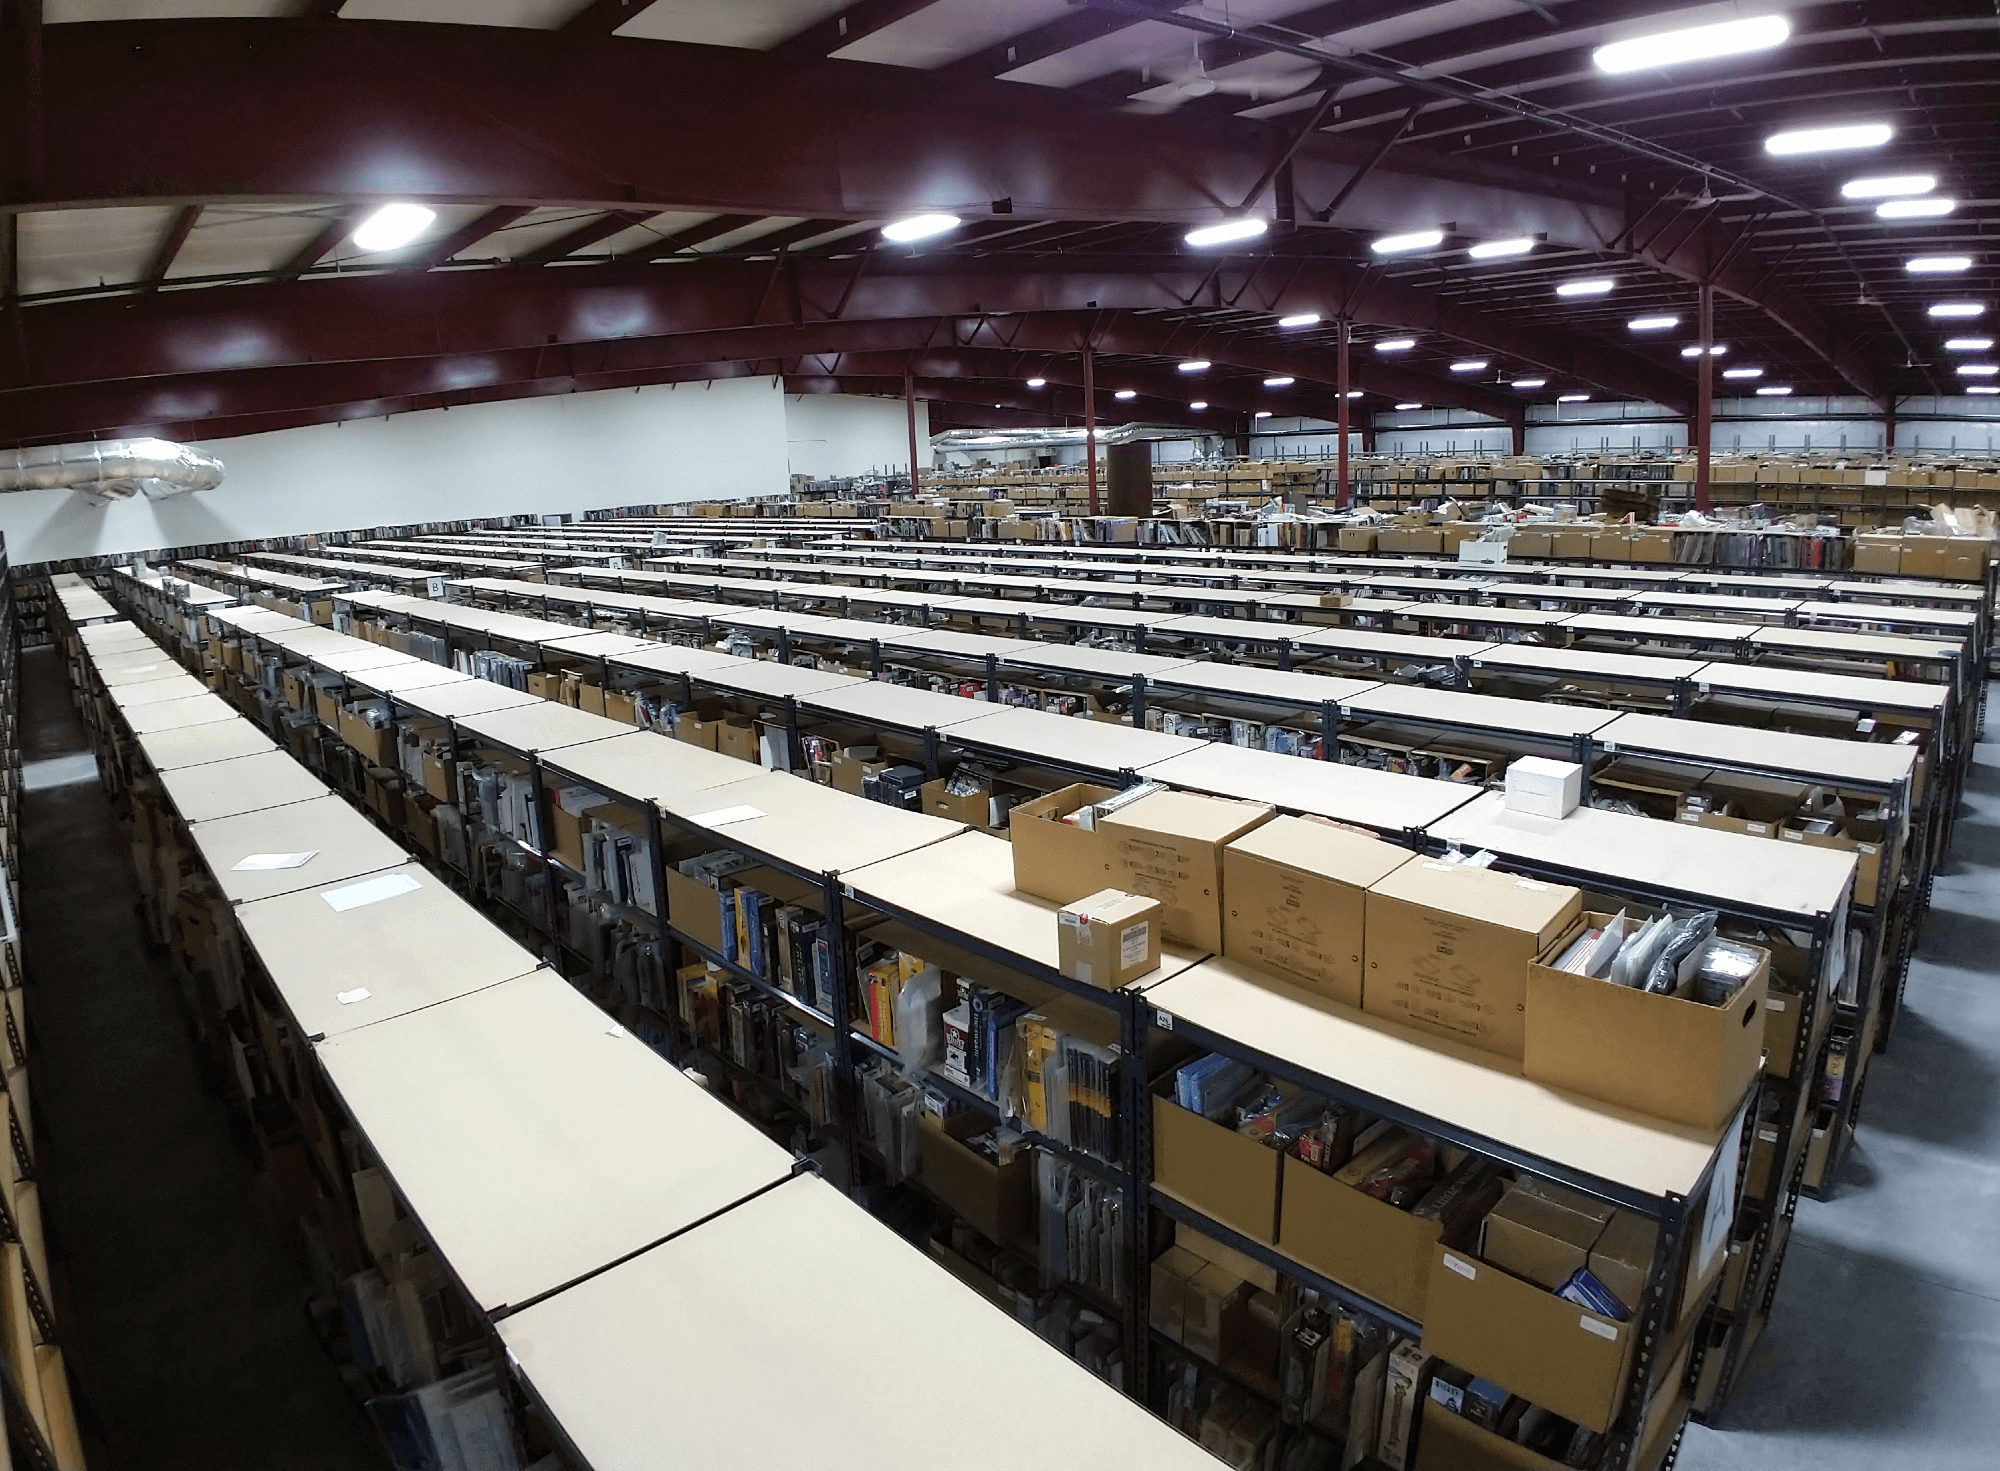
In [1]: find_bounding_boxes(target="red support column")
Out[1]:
[1695,282,1714,514]
[1335,317,1352,508]
[903,370,921,496]
[1083,342,1099,515]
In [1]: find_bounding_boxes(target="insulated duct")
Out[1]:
[0,439,225,506]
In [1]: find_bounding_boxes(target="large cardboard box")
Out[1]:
[1509,527,1554,559]
[1628,527,1677,563]
[1056,889,1162,990]
[1413,1401,1566,1471]
[663,868,728,955]
[1101,791,1274,953]
[918,1114,1030,1244]
[1590,528,1634,560]
[674,710,723,750]
[1549,529,1594,560]
[337,707,395,767]
[1852,532,1902,575]
[1378,528,1444,555]
[1524,922,1769,1128]
[1336,527,1378,552]
[1153,1092,1284,1244]
[1278,1153,1438,1321]
[1364,861,1582,1059]
[719,717,760,763]
[1420,1242,1636,1433]
[1008,783,1121,905]
[1221,818,1408,1007]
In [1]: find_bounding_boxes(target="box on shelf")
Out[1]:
[1056,889,1163,990]
[1524,925,1769,1128]
[917,1113,1030,1245]
[1851,532,1902,575]
[1101,790,1274,952]
[1503,757,1582,820]
[1221,818,1407,1008]
[1153,1086,1285,1244]
[718,717,760,763]
[920,777,993,828]
[1508,527,1554,559]
[673,706,724,751]
[1278,1152,1441,1323]
[1478,1180,1612,1291]
[1364,861,1582,1059]
[337,706,394,766]
[1628,527,1677,563]
[1009,782,1122,905]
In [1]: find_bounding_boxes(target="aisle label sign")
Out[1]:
[1694,1093,1754,1280]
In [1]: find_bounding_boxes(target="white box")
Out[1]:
[1504,756,1583,819]
[1458,541,1508,565]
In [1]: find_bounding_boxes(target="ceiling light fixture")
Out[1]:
[1025,377,1047,387]
[1113,389,1138,400]
[1178,360,1211,373]
[1878,197,1955,219]
[1371,229,1445,255]
[1374,338,1416,352]
[1959,365,2000,376]
[1189,400,1209,410]
[1254,410,1274,418]
[1557,394,1591,403]
[1722,367,1765,379]
[1556,278,1614,297]
[1449,360,1490,372]
[1468,238,1536,259]
[1346,390,1364,399]
[1756,386,1794,396]
[1680,344,1729,357]
[1930,302,1985,318]
[881,213,960,243]
[1263,376,1295,387]
[1511,378,1547,388]
[1842,174,1936,199]
[1277,312,1321,328]
[352,203,436,253]
[1395,402,1423,411]
[1185,218,1269,248]
[1594,15,1789,74]
[1970,386,2000,395]
[1945,338,1994,351]
[1765,122,1892,156]
[1629,315,1680,331]
[1907,256,1972,274]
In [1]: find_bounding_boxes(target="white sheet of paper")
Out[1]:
[688,804,765,828]
[233,850,318,872]
[321,871,422,913]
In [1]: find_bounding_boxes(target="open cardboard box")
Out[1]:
[1278,1152,1438,1322]
[1152,1077,1285,1245]
[918,1113,1031,1245]
[1523,916,1769,1129]
[1009,782,1122,905]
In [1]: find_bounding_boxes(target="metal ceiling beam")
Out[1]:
[403,204,536,269]
[622,213,759,261]
[141,203,200,294]
[563,0,658,36]
[275,208,357,282]
[938,9,1143,79]
[516,209,652,265]
[771,1,948,59]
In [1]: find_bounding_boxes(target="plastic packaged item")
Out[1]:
[1644,909,1718,995]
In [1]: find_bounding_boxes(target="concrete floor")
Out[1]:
[1680,730,2000,1470]
[18,647,386,1471]
[15,637,1999,1468]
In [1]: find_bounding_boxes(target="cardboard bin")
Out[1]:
[1278,1153,1438,1322]
[921,778,992,828]
[1523,921,1769,1129]
[918,1113,1030,1245]
[1153,1087,1285,1245]
[1413,1400,1568,1471]
[1009,783,1122,905]
[1101,790,1274,953]
[1221,817,1407,1008]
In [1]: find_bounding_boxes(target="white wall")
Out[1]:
[783,393,929,480]
[0,377,797,565]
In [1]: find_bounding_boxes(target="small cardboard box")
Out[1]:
[1628,527,1677,563]
[1478,1181,1611,1291]
[337,707,394,767]
[527,671,562,701]
[662,868,727,955]
[1523,926,1769,1129]
[1590,528,1634,560]
[1413,1400,1566,1471]
[1852,532,1902,575]
[1549,529,1594,560]
[1509,527,1555,559]
[1221,817,1406,1007]
[1149,1244,1207,1341]
[1503,756,1581,819]
[1101,790,1274,953]
[718,717,760,763]
[422,752,456,804]
[1153,1091,1284,1244]
[1379,527,1445,555]
[1421,1242,1636,1434]
[314,687,340,726]
[1056,889,1162,990]
[1009,783,1121,905]
[918,1114,1030,1245]
[1589,1210,1659,1319]
[1278,1153,1439,1322]
[1364,860,1581,1059]
[605,691,639,726]
[921,777,992,828]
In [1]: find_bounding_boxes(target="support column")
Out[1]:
[1511,418,1526,455]
[1336,317,1352,507]
[903,371,921,497]
[1695,282,1714,514]
[1884,397,1899,454]
[1082,343,1099,516]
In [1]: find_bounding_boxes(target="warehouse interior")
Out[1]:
[2,3,1998,1470]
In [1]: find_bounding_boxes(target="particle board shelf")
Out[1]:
[1342,683,1623,742]
[1747,626,1961,664]
[1467,643,1709,687]
[943,704,1206,775]
[235,863,543,1042]
[1564,614,1760,649]
[534,631,661,659]
[1596,712,1920,794]
[453,700,634,756]
[1691,662,1951,716]
[93,656,187,687]
[795,680,996,732]
[104,672,211,709]
[1293,626,1495,663]
[184,794,411,904]
[315,970,798,1315]
[494,1173,1222,1471]
[1632,591,1797,620]
[997,644,1198,681]
[1144,661,1381,708]
[540,730,753,805]
[656,771,965,876]
[155,749,329,824]
[1141,957,1728,1205]
[1141,743,1480,834]
[135,720,279,772]
[122,693,242,735]
[687,660,862,702]
[605,644,755,681]
[386,679,544,722]
[350,661,473,696]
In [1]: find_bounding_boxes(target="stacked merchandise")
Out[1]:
[456,649,534,690]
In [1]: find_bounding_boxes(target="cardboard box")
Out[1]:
[1590,528,1634,560]
[719,717,760,763]
[1762,984,1804,1079]
[921,777,992,828]
[314,687,340,726]
[1336,527,1378,552]
[1478,1181,1611,1291]
[1153,1092,1284,1244]
[337,707,395,767]
[1524,926,1769,1128]
[1549,529,1594,560]
[605,691,639,725]
[674,709,723,751]
[1628,527,1677,563]
[1852,532,1902,575]
[1101,790,1274,953]
[1008,783,1121,905]
[1503,756,1581,819]
[1278,1152,1438,1322]
[1149,1245,1207,1341]
[1509,527,1555,559]
[527,671,562,701]
[422,752,456,804]
[1056,889,1162,990]
[1364,860,1582,1059]
[1413,1400,1566,1471]
[1589,1210,1659,1320]
[918,1114,1030,1245]
[1420,1242,1635,1433]
[1183,1262,1253,1364]
[1221,817,1406,1007]
[663,868,728,955]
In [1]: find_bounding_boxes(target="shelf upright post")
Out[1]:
[1318,700,1340,760]
[1119,987,1154,1404]
[525,751,561,954]
[984,652,999,702]
[644,804,684,1065]
[1605,1187,1693,1470]
[1129,675,1148,731]
[822,871,864,1192]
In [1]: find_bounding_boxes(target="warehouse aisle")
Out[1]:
[16,647,387,1471]
[1681,719,2000,1470]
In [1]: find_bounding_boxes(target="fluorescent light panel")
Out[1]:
[1879,197,1954,219]
[1842,173,1935,199]
[1756,386,1794,395]
[1681,344,1728,357]
[1557,394,1591,402]
[1766,122,1892,156]
[1930,303,1985,318]
[1374,338,1416,353]
[1263,376,1295,387]
[881,213,960,243]
[1395,402,1423,411]
[352,203,436,252]
[1177,360,1210,372]
[1025,377,1046,387]
[1185,218,1269,247]
[1449,360,1489,372]
[1468,238,1535,259]
[1959,365,2000,376]
[1277,313,1320,327]
[1722,367,1764,379]
[1906,257,1971,274]
[1970,386,2000,395]
[1253,410,1274,418]
[1512,378,1547,388]
[1594,15,1789,75]
[1189,400,1209,409]
[1371,230,1445,255]
[1628,315,1680,331]
[1113,389,1137,399]
[1945,338,1994,351]
[1556,279,1614,297]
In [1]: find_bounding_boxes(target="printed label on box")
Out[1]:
[1120,921,1150,968]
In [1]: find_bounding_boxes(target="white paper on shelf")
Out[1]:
[233,850,318,871]
[336,988,372,1005]
[321,871,422,913]
[688,805,765,828]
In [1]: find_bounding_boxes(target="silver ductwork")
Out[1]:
[0,439,225,506]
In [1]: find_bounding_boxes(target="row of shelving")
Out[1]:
[70,579,1220,1471]
[164,539,1912,1447]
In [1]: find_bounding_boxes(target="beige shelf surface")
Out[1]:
[605,644,753,680]
[455,700,633,754]
[798,681,995,731]
[352,661,471,696]
[236,862,543,1040]
[657,770,965,874]
[1429,789,1856,920]
[542,730,756,803]
[308,645,426,676]
[1294,626,1494,662]
[136,720,279,771]
[1343,683,1623,741]
[690,660,863,701]
[1468,643,1708,685]
[1794,600,1980,633]
[1144,956,1727,1200]
[1563,614,1759,646]
[1596,711,1920,791]
[157,749,329,824]
[996,644,1199,680]
[1145,661,1381,707]
[1747,626,1961,662]
[1142,743,1480,832]
[944,704,1206,772]
[95,657,189,687]
[185,794,412,904]
[1692,663,1949,715]
[106,673,211,709]
[318,970,797,1313]
[123,694,243,735]
[388,679,544,721]
[495,1174,1222,1471]
[540,631,665,658]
